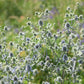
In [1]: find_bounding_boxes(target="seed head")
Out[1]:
[14,76,18,81]
[0,45,2,49]
[65,22,70,29]
[63,54,68,61]
[4,26,8,31]
[79,15,83,20]
[38,19,43,26]
[62,46,67,52]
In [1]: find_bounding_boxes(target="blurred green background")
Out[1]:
[0,0,84,43]
[0,0,84,28]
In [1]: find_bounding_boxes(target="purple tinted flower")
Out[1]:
[51,10,55,15]
[57,29,59,32]
[49,15,53,19]
[80,39,84,45]
[52,7,56,10]
[49,7,59,19]
[62,29,66,32]
[77,34,80,38]
[51,7,59,14]
[82,23,84,28]
[15,29,19,33]
[81,39,84,43]
[42,15,48,21]
[82,50,84,54]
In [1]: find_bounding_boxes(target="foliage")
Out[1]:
[0,2,84,84]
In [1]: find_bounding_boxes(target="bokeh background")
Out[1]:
[0,0,84,44]
[0,0,84,28]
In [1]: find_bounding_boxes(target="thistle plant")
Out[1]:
[0,2,84,84]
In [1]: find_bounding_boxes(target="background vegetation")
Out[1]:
[0,0,84,28]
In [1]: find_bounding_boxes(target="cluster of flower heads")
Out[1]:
[0,2,84,84]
